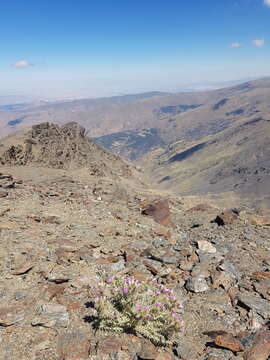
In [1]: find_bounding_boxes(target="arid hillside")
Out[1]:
[137,79,270,211]
[0,122,270,359]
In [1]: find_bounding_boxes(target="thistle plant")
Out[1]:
[89,275,185,346]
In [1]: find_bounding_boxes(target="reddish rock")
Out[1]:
[252,271,270,280]
[96,334,142,359]
[136,340,159,359]
[214,209,239,226]
[142,199,172,227]
[215,333,244,352]
[57,295,81,311]
[129,268,152,282]
[57,330,90,360]
[97,335,123,355]
[243,330,270,360]
[44,283,66,301]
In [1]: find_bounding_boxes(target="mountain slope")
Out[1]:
[141,107,270,210]
[91,77,270,160]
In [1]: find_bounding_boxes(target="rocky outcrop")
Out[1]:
[0,122,132,178]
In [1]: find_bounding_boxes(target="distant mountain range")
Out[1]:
[1,77,270,210]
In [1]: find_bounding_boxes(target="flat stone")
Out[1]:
[219,260,241,280]
[57,330,90,360]
[96,335,126,356]
[148,248,180,264]
[186,275,210,293]
[204,348,233,360]
[239,293,270,319]
[175,338,200,360]
[0,306,25,326]
[215,333,244,352]
[252,272,270,280]
[42,213,62,224]
[11,263,33,275]
[243,330,270,360]
[32,303,69,328]
[143,259,165,275]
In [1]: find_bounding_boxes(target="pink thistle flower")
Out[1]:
[106,276,114,284]
[124,276,132,284]
[122,287,129,294]
[135,305,142,312]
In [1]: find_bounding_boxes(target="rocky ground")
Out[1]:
[0,123,270,360]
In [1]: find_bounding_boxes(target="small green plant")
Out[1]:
[90,275,185,346]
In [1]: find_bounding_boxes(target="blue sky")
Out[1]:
[0,0,269,99]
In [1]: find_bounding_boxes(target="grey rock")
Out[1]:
[173,243,193,255]
[197,240,217,254]
[175,338,199,360]
[186,275,210,293]
[177,232,189,243]
[239,293,270,319]
[191,263,210,277]
[198,252,221,265]
[152,238,169,248]
[108,259,125,273]
[32,303,69,328]
[219,260,241,280]
[42,212,63,224]
[204,348,233,359]
[148,249,180,264]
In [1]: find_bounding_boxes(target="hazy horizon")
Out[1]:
[0,1,269,99]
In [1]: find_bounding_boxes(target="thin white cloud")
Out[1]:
[264,0,270,7]
[252,38,265,47]
[230,42,242,48]
[14,60,33,68]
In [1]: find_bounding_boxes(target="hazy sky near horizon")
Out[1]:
[0,0,269,99]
